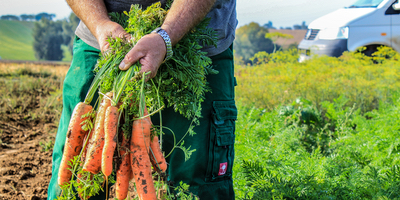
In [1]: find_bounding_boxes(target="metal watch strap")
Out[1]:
[152,27,173,62]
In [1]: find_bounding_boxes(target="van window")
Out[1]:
[349,0,384,8]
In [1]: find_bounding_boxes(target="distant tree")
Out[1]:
[62,13,80,54]
[20,14,29,21]
[35,13,56,21]
[33,18,64,60]
[234,22,274,64]
[20,14,35,21]
[1,15,20,21]
[293,25,302,30]
[293,21,308,30]
[32,12,81,60]
[28,15,36,21]
[263,21,276,29]
[301,21,308,29]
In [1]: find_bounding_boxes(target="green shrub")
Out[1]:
[250,48,299,65]
[235,47,400,114]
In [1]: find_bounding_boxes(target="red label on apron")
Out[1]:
[218,162,228,176]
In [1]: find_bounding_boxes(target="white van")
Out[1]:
[298,0,400,62]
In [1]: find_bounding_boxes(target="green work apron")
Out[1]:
[47,36,237,200]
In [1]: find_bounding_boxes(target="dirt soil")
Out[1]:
[0,101,55,200]
[0,63,159,200]
[0,63,138,200]
[0,63,68,200]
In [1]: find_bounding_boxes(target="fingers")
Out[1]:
[118,48,144,71]
[96,21,131,53]
[119,33,167,80]
[96,22,167,81]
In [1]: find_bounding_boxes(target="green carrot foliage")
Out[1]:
[59,2,218,199]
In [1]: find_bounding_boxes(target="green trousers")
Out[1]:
[48,36,237,200]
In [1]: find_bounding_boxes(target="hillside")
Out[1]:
[0,20,73,61]
[0,20,36,60]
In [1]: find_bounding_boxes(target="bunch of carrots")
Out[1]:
[58,91,167,200]
[56,2,217,200]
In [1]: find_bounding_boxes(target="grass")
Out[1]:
[61,45,73,62]
[0,20,36,60]
[0,20,73,61]
[39,140,54,152]
[0,63,68,127]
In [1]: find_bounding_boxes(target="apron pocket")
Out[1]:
[206,100,237,182]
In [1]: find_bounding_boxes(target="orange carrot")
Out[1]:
[149,134,167,173]
[101,105,119,177]
[83,128,95,165]
[130,115,157,200]
[58,102,93,186]
[81,129,93,163]
[83,92,112,174]
[143,108,167,172]
[141,106,151,151]
[116,134,132,200]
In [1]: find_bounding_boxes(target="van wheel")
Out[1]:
[362,45,380,56]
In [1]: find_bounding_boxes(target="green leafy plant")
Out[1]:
[57,2,218,199]
[39,140,54,152]
[234,92,400,199]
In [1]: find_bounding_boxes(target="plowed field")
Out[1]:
[0,63,68,200]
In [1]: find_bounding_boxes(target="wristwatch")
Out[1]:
[151,27,173,62]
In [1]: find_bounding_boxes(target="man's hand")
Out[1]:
[95,21,131,53]
[117,0,217,80]
[119,32,167,79]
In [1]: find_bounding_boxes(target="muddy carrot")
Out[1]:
[101,105,119,177]
[58,102,93,186]
[143,108,167,172]
[83,92,112,174]
[116,134,132,200]
[149,134,167,173]
[81,129,93,163]
[130,116,157,200]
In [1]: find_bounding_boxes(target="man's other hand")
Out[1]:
[118,32,167,80]
[95,20,131,53]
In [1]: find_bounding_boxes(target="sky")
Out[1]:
[0,0,357,28]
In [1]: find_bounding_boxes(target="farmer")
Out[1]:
[47,0,237,199]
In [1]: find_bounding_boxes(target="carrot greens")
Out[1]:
[58,2,217,199]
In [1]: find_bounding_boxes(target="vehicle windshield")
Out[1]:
[348,0,384,8]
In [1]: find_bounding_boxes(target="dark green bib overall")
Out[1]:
[47,36,237,200]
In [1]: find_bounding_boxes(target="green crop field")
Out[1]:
[233,47,400,199]
[0,20,36,60]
